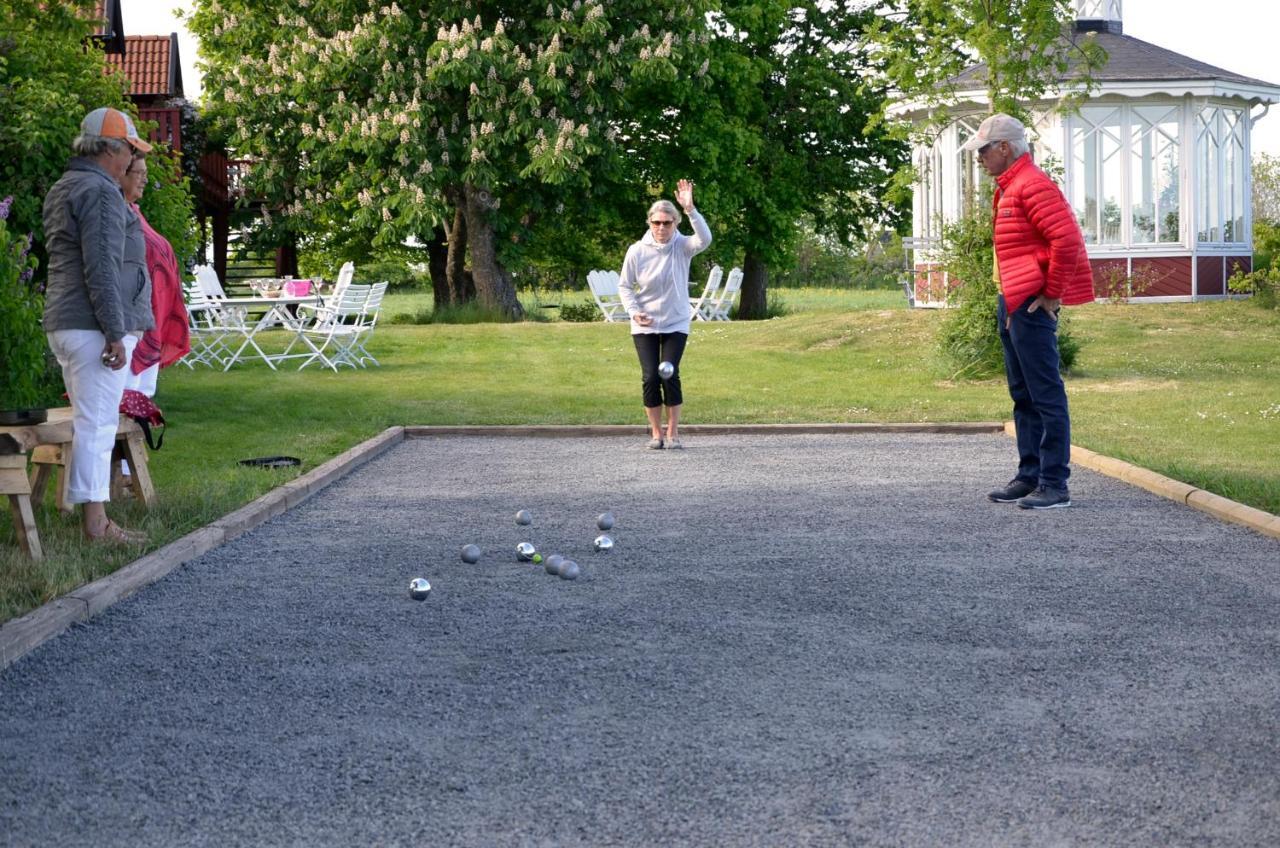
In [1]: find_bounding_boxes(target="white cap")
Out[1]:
[960,113,1026,152]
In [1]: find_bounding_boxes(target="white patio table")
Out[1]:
[215,294,323,369]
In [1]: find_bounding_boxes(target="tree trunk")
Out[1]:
[445,204,471,305]
[463,182,523,319]
[426,225,449,307]
[737,251,769,320]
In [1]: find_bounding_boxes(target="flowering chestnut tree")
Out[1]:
[191,0,711,317]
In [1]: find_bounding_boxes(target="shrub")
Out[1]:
[936,210,1081,378]
[1227,220,1280,310]
[557,301,601,322]
[0,196,61,409]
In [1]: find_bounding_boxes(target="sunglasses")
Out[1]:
[649,219,674,227]
[977,141,1002,156]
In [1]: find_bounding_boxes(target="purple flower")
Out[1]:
[20,268,34,284]
[0,196,11,221]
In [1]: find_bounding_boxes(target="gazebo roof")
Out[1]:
[946,27,1280,106]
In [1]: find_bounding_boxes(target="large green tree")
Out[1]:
[190,0,711,318]
[639,0,905,319]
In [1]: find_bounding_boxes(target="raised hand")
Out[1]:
[675,179,694,213]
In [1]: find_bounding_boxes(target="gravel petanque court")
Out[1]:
[2,432,1279,847]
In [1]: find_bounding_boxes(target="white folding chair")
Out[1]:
[350,281,388,366]
[587,269,628,322]
[180,284,233,368]
[690,265,723,321]
[193,264,228,299]
[706,266,743,321]
[277,284,376,371]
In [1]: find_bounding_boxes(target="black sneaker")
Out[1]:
[987,479,1036,503]
[1017,486,1071,509]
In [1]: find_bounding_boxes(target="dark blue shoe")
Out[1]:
[1017,486,1071,509]
[988,479,1036,503]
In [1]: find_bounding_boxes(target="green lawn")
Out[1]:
[3,289,1277,624]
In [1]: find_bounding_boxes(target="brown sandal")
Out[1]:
[86,521,148,546]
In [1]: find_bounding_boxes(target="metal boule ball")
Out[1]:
[408,577,432,600]
[593,534,614,553]
[658,361,674,379]
[516,541,537,562]
[515,509,533,526]
[596,512,615,531]
[559,560,580,580]
[461,544,481,564]
[545,554,564,576]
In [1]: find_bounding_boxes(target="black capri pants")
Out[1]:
[632,331,688,408]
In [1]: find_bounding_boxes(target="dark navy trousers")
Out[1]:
[997,295,1071,490]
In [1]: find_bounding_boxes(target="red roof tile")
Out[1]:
[105,34,182,98]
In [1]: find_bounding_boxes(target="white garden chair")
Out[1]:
[192,264,229,299]
[275,283,383,371]
[705,266,743,321]
[180,284,232,368]
[690,265,723,321]
[587,269,628,322]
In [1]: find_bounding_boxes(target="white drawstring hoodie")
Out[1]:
[617,209,712,335]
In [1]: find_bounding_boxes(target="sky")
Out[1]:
[122,0,1280,157]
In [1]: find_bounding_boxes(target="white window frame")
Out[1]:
[1194,103,1250,247]
[1064,100,1189,254]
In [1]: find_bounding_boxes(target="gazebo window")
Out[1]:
[1131,105,1180,244]
[1068,104,1183,247]
[1070,106,1124,245]
[1197,106,1247,243]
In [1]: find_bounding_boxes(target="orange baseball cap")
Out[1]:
[80,107,153,153]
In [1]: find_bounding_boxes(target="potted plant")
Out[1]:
[0,195,60,425]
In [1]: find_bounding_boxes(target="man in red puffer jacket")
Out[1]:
[961,113,1095,509]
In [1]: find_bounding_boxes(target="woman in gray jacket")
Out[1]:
[617,180,711,450]
[42,107,154,544]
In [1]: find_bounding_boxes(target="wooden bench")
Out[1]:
[0,407,155,560]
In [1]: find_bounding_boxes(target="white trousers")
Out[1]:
[124,362,159,397]
[46,330,137,505]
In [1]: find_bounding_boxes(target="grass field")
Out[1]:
[2,289,1277,623]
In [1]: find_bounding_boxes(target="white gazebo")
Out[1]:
[902,0,1280,306]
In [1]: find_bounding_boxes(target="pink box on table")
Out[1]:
[283,279,312,297]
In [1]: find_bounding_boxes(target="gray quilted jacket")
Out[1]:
[42,158,154,342]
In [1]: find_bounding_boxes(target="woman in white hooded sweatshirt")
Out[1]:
[617,180,711,450]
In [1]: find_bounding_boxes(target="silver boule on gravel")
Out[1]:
[544,554,564,576]
[560,560,581,580]
[515,509,533,525]
[658,360,674,379]
[593,534,614,553]
[460,544,481,564]
[516,541,537,562]
[408,577,432,600]
[596,512,615,531]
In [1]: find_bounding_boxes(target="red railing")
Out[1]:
[137,107,182,153]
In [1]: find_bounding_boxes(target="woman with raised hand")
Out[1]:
[617,179,711,450]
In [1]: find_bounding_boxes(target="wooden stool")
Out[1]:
[27,421,156,513]
[1,453,42,560]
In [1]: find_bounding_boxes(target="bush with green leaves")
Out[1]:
[936,210,1079,379]
[1228,220,1280,309]
[0,196,60,409]
[557,301,601,322]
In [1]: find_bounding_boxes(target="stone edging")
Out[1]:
[1002,421,1280,541]
[0,426,405,670]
